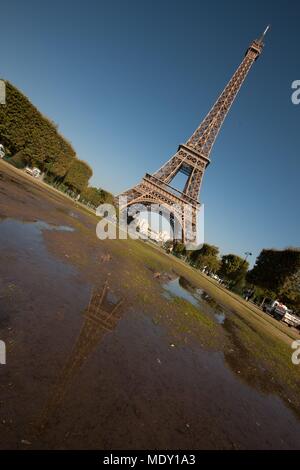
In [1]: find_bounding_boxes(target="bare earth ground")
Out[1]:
[0,160,300,450]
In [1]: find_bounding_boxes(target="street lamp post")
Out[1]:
[244,251,252,264]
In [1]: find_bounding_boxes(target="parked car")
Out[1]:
[282,311,300,329]
[262,298,273,312]
[0,144,5,159]
[263,300,300,329]
[264,300,288,320]
[25,166,41,178]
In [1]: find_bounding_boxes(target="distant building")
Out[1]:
[137,218,171,244]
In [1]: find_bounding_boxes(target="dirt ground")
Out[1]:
[0,160,300,450]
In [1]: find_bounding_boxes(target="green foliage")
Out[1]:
[0,81,95,194]
[278,270,300,312]
[80,186,114,207]
[189,243,220,272]
[0,82,76,173]
[163,240,174,252]
[173,241,187,257]
[218,253,249,285]
[47,153,73,179]
[247,248,300,296]
[250,285,276,305]
[64,159,93,193]
[8,150,27,168]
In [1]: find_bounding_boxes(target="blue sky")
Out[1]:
[1,0,299,265]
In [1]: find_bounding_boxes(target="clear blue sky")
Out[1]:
[1,0,299,265]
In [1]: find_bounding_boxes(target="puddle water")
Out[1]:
[163,277,227,324]
[33,220,75,232]
[0,218,74,238]
[214,311,226,324]
[163,278,198,306]
[1,218,300,449]
[0,218,83,323]
[68,210,80,220]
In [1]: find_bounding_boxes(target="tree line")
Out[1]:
[0,81,112,206]
[166,241,300,312]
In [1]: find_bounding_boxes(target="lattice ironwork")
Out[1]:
[117,28,269,243]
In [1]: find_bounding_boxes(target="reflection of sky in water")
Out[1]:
[0,218,74,255]
[0,217,90,327]
[68,211,80,220]
[34,220,74,232]
[214,311,226,324]
[163,278,198,306]
[163,277,226,324]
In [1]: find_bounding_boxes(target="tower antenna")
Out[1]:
[259,25,270,43]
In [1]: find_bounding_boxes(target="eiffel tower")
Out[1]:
[36,281,123,432]
[117,27,269,244]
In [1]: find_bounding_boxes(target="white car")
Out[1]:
[0,144,5,159]
[282,311,300,329]
[25,166,41,178]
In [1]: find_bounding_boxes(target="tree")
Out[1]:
[251,285,276,305]
[80,186,114,207]
[163,239,174,252]
[218,254,249,285]
[0,81,86,180]
[47,153,73,180]
[64,160,93,193]
[172,241,187,258]
[247,248,300,296]
[189,243,220,272]
[278,270,300,312]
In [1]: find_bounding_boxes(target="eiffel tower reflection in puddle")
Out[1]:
[36,280,124,432]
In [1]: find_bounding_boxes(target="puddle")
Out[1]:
[33,220,75,232]
[68,210,80,220]
[214,311,226,324]
[0,218,79,312]
[0,218,75,236]
[163,277,227,325]
[163,278,198,306]
[1,219,300,449]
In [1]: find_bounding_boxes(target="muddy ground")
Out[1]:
[0,161,300,450]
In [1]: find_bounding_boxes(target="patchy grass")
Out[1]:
[151,295,222,350]
[223,310,300,417]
